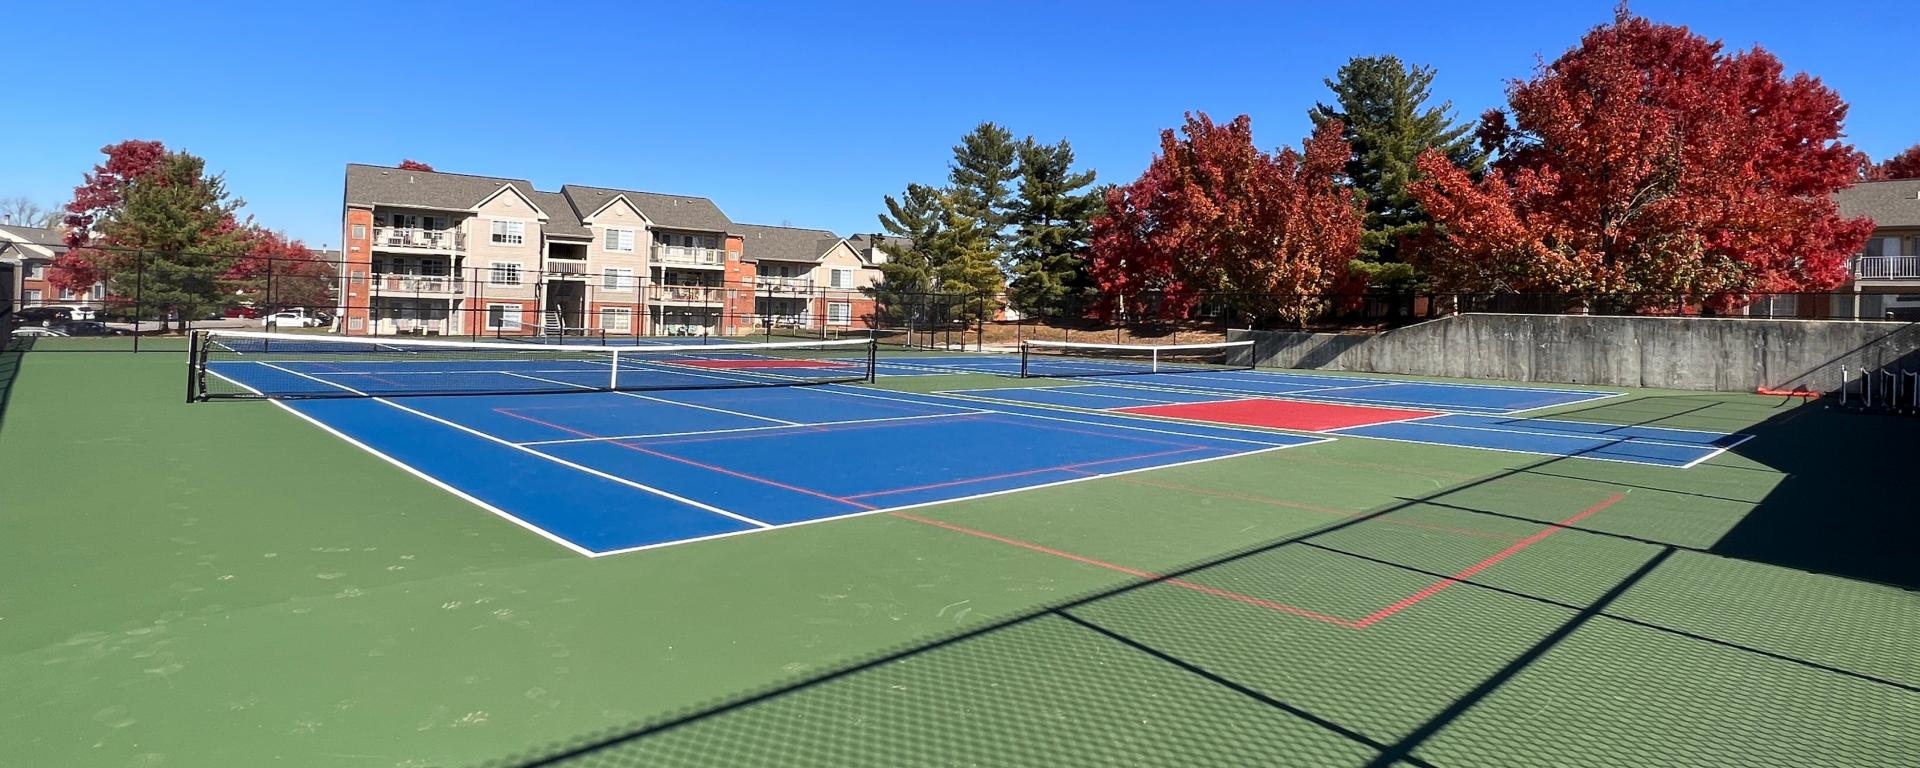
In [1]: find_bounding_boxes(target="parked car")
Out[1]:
[265,311,322,328]
[223,305,263,319]
[11,326,69,337]
[51,321,129,336]
[15,306,73,325]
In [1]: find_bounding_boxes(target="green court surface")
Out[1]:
[2,347,1915,767]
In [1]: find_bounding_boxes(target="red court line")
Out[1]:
[1115,398,1441,432]
[889,511,1362,628]
[1349,492,1627,628]
[493,407,876,511]
[1093,474,1520,542]
[894,492,1627,630]
[844,447,1212,501]
[673,359,853,370]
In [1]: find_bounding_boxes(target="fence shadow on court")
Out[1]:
[478,446,1691,768]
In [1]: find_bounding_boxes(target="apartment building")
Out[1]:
[0,224,108,312]
[340,164,755,337]
[1833,178,1920,320]
[734,223,883,330]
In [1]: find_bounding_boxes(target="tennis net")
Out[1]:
[1019,339,1256,378]
[188,331,876,401]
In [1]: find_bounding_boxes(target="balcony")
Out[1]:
[649,284,727,305]
[373,227,465,253]
[754,275,812,291]
[1855,255,1920,280]
[369,273,465,296]
[546,259,589,278]
[650,244,727,268]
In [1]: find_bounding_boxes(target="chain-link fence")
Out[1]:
[5,245,1912,353]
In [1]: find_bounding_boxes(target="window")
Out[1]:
[27,263,45,280]
[602,268,634,290]
[604,227,635,252]
[486,303,523,330]
[23,289,41,304]
[352,224,367,240]
[59,287,77,300]
[490,220,525,245]
[600,307,632,332]
[489,263,522,286]
[392,213,418,229]
[91,283,106,301]
[828,268,853,289]
[827,302,852,325]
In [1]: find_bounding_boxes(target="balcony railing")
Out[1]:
[370,273,465,295]
[755,275,812,290]
[546,260,589,276]
[1855,255,1920,280]
[374,227,465,252]
[650,244,727,267]
[649,284,727,304]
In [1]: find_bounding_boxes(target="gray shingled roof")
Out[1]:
[1836,179,1920,229]
[560,185,731,233]
[0,224,69,251]
[528,191,591,238]
[344,164,542,213]
[735,223,844,264]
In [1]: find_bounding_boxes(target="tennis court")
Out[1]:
[4,332,1914,767]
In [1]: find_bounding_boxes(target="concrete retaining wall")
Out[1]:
[1231,314,1920,392]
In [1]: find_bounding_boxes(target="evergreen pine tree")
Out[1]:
[866,183,946,325]
[1309,56,1483,286]
[99,151,249,329]
[947,122,1019,257]
[1006,138,1101,318]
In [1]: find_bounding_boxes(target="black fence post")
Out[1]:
[132,248,144,353]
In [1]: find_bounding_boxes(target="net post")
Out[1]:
[185,330,201,403]
[609,349,621,391]
[1151,348,1159,373]
[866,338,877,383]
[1019,341,1030,378]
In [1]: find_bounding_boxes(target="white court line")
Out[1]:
[885,388,1332,448]
[253,362,772,530]
[516,411,985,446]
[1373,416,1744,450]
[1316,428,1701,469]
[1465,413,1751,439]
[1678,432,1758,469]
[497,371,800,426]
[1180,367,1622,396]
[587,440,1317,557]
[207,366,595,557]
[940,386,1205,406]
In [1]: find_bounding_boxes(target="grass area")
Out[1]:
[2,350,1915,767]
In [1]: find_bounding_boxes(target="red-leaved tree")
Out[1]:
[1089,113,1362,327]
[224,228,336,310]
[1880,144,1920,180]
[1408,8,1873,312]
[397,159,435,172]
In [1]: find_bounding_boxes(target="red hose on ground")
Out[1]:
[1755,386,1819,398]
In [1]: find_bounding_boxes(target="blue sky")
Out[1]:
[2,1,1914,248]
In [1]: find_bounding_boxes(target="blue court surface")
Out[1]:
[936,379,1751,469]
[1328,413,1752,468]
[250,382,1325,556]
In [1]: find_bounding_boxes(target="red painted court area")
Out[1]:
[673,359,855,369]
[1116,397,1439,432]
